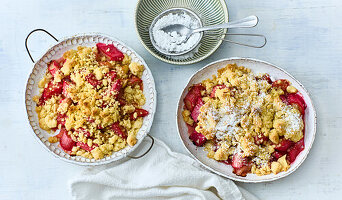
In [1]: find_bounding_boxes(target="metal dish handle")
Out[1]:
[207,33,267,48]
[25,29,59,63]
[127,134,154,159]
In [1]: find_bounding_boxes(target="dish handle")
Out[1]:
[25,29,59,63]
[127,134,154,159]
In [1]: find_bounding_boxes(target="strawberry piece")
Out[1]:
[287,138,305,163]
[110,122,127,139]
[184,85,204,111]
[272,79,290,92]
[85,73,101,88]
[233,164,252,177]
[107,71,117,81]
[272,151,285,160]
[76,142,96,152]
[87,117,95,123]
[77,128,91,137]
[260,74,272,84]
[57,113,67,127]
[96,43,124,61]
[280,95,288,104]
[189,130,207,146]
[128,75,143,90]
[191,98,204,122]
[56,57,66,65]
[108,79,122,98]
[48,61,61,76]
[130,108,149,120]
[254,134,269,145]
[275,139,294,152]
[62,79,74,98]
[232,154,252,176]
[186,124,196,136]
[39,80,63,105]
[287,93,307,115]
[210,85,227,98]
[232,154,248,169]
[59,128,75,151]
[118,98,126,106]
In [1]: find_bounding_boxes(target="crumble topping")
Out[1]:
[34,44,149,160]
[183,64,306,176]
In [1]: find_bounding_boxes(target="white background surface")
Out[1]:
[0,0,341,199]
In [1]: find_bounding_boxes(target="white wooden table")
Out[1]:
[1,0,341,199]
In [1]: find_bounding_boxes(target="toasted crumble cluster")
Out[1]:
[183,64,306,176]
[34,44,149,160]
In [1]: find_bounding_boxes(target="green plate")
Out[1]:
[135,0,229,65]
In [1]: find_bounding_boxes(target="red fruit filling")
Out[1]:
[110,122,127,139]
[96,43,124,61]
[232,154,248,169]
[128,75,143,90]
[272,151,285,160]
[210,85,227,98]
[191,98,204,122]
[254,134,269,145]
[107,70,117,81]
[232,154,252,176]
[260,74,273,84]
[59,128,76,151]
[130,108,149,120]
[39,80,63,105]
[109,79,122,98]
[76,142,97,152]
[186,124,196,136]
[85,73,101,87]
[62,79,74,98]
[48,61,62,76]
[57,113,67,127]
[287,138,305,163]
[275,139,294,152]
[189,130,206,146]
[272,79,290,92]
[287,93,307,116]
[184,84,204,111]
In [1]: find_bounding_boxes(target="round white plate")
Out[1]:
[25,33,157,165]
[176,58,316,182]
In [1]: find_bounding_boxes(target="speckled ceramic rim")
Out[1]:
[176,57,317,182]
[25,32,157,166]
[134,0,229,65]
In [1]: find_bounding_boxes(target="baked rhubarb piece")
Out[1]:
[34,44,149,160]
[182,64,306,176]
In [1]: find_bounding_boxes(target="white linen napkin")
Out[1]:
[69,137,259,200]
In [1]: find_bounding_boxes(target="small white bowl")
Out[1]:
[176,58,316,182]
[148,8,203,56]
[25,32,157,165]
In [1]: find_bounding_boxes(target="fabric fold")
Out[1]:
[70,137,258,200]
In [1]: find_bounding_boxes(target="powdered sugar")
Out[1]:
[284,107,302,134]
[151,13,201,54]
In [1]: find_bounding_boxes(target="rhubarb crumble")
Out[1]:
[34,43,149,160]
[182,64,306,176]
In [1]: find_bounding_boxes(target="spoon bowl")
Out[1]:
[149,8,203,56]
[161,15,259,44]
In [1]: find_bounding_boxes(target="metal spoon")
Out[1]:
[161,15,259,42]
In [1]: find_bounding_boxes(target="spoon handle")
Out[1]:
[193,15,258,33]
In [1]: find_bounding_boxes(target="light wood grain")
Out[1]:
[0,0,341,199]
